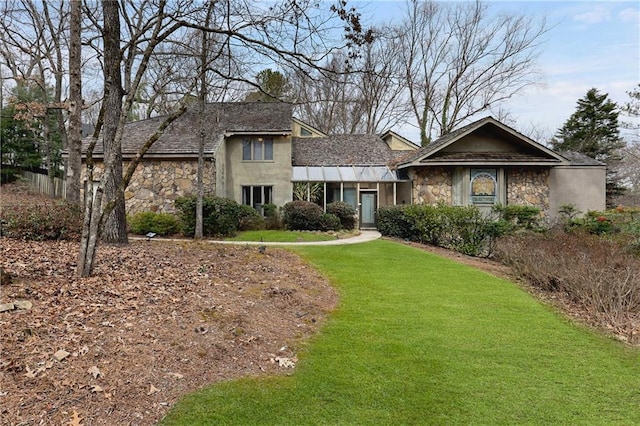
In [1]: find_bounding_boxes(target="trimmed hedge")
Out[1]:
[377,203,495,256]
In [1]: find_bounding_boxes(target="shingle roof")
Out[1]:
[558,151,605,166]
[84,102,293,156]
[292,134,408,166]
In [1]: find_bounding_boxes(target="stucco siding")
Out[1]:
[549,166,606,218]
[224,135,293,207]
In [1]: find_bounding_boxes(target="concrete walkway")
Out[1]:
[211,230,382,246]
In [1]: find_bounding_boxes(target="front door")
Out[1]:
[360,192,377,228]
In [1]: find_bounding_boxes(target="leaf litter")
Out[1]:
[0,236,337,425]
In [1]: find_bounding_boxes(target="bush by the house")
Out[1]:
[377,203,494,256]
[262,203,282,230]
[128,211,181,236]
[237,204,265,231]
[281,200,324,231]
[0,201,82,241]
[495,229,640,343]
[174,195,264,237]
[376,205,417,240]
[492,204,542,231]
[320,213,341,231]
[326,201,357,230]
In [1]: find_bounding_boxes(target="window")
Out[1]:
[453,167,504,207]
[242,138,273,161]
[470,169,497,204]
[242,185,273,210]
[300,127,312,136]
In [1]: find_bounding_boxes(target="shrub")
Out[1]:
[237,204,265,231]
[281,200,324,231]
[1,167,20,184]
[377,203,493,256]
[326,201,356,230]
[376,205,416,240]
[493,204,541,230]
[444,205,492,256]
[128,211,181,236]
[320,213,341,231]
[0,201,82,241]
[262,203,282,230]
[175,195,263,237]
[495,229,640,343]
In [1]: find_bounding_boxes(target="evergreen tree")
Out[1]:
[551,88,626,204]
[0,81,63,182]
[244,69,293,102]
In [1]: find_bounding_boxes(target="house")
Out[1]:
[394,117,606,218]
[81,103,605,227]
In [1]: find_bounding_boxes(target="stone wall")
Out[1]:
[408,166,550,215]
[507,167,550,215]
[410,167,452,205]
[82,158,216,214]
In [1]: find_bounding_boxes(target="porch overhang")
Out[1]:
[292,165,409,182]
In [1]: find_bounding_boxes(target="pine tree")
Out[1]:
[551,88,626,204]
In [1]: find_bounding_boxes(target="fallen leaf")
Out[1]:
[53,349,70,362]
[147,384,160,395]
[25,366,37,379]
[87,366,102,379]
[67,410,83,426]
[90,385,103,393]
[167,372,184,379]
[274,357,296,368]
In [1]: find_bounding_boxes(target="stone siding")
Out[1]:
[410,167,452,205]
[82,159,216,214]
[507,168,550,215]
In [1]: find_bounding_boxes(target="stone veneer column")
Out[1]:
[507,168,550,215]
[410,167,452,205]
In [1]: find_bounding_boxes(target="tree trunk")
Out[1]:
[66,0,82,204]
[195,4,214,239]
[101,0,128,244]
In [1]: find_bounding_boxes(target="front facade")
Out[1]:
[82,105,605,225]
[396,117,606,218]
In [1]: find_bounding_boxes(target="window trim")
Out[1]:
[242,185,273,212]
[242,137,274,161]
[452,167,505,206]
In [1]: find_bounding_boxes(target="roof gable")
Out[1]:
[379,130,420,151]
[397,116,567,167]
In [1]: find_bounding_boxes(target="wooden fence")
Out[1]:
[21,171,66,198]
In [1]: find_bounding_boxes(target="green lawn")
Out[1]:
[227,230,337,242]
[161,239,640,425]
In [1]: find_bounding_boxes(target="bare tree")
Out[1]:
[75,0,371,276]
[615,85,640,203]
[67,0,82,204]
[393,0,546,145]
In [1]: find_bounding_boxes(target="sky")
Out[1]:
[359,0,640,142]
